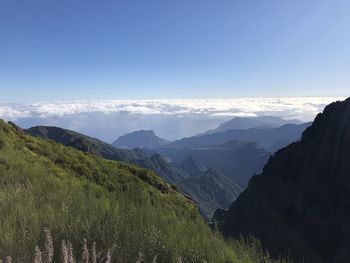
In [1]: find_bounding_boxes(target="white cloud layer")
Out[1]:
[0,97,345,121]
[0,97,346,141]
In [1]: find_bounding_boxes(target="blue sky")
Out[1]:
[0,0,349,101]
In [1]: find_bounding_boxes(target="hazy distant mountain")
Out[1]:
[166,123,311,151]
[112,130,170,149]
[219,98,350,263]
[179,168,242,219]
[204,116,302,134]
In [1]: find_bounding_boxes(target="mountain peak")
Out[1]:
[112,130,170,149]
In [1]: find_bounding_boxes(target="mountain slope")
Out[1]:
[131,153,188,184]
[205,116,302,134]
[179,155,208,177]
[112,130,169,149]
[25,126,141,161]
[179,168,242,218]
[166,122,311,151]
[219,98,350,263]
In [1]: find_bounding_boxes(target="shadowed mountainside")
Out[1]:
[219,98,350,263]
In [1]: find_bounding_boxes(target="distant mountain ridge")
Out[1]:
[204,116,302,134]
[218,98,350,263]
[112,130,170,149]
[165,122,311,151]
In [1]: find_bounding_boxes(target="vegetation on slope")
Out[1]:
[179,168,242,218]
[0,120,287,262]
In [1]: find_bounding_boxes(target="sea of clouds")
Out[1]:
[0,97,345,142]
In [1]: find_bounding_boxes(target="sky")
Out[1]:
[0,0,349,101]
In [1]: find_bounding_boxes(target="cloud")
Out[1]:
[0,97,345,121]
[0,97,345,141]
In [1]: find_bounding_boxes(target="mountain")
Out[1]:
[219,98,350,263]
[166,122,311,151]
[179,168,242,218]
[112,130,169,149]
[155,140,270,188]
[205,116,302,134]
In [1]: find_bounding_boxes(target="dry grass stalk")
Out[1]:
[81,239,89,263]
[61,240,68,263]
[43,228,54,263]
[34,246,42,263]
[91,242,97,263]
[105,250,112,263]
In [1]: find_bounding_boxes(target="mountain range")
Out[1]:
[24,116,310,219]
[24,126,240,218]
[218,98,350,263]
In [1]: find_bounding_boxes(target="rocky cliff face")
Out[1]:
[220,98,350,263]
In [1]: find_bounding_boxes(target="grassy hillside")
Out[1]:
[0,120,287,262]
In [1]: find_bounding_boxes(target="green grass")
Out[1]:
[0,120,290,262]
